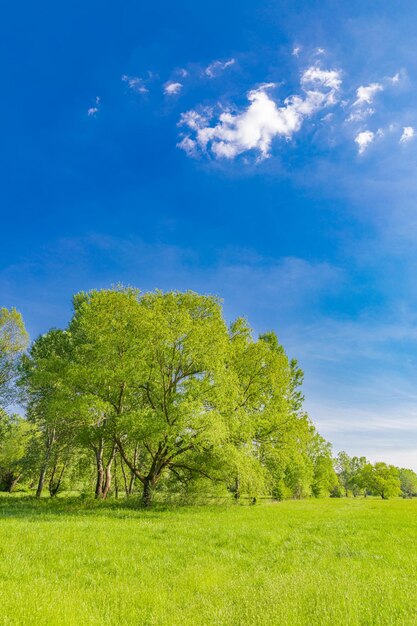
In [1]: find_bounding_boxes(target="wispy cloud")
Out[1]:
[301,66,341,91]
[87,96,100,117]
[115,49,412,163]
[121,74,149,94]
[164,81,183,95]
[400,126,415,143]
[178,65,342,160]
[346,108,374,123]
[204,58,235,78]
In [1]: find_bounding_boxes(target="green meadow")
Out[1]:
[1,496,416,626]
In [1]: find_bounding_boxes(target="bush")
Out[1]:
[330,485,343,498]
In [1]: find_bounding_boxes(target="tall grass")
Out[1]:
[0,496,416,625]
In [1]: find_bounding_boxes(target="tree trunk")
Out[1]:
[4,472,21,493]
[128,472,136,495]
[142,478,154,508]
[114,455,119,499]
[9,475,21,493]
[36,428,55,498]
[102,444,117,499]
[128,445,139,495]
[94,439,104,498]
[48,463,57,497]
[234,475,241,500]
[120,456,130,497]
[36,466,47,498]
[49,462,66,497]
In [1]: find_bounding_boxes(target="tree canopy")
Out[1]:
[0,289,414,505]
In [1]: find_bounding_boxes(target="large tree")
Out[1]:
[68,289,232,506]
[17,287,345,504]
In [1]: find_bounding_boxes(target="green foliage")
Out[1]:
[6,286,413,505]
[357,462,401,499]
[399,468,417,498]
[0,413,32,491]
[0,307,28,408]
[334,452,368,496]
[311,449,338,497]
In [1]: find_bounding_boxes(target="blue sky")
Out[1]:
[2,0,417,467]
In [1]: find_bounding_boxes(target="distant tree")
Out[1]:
[334,452,368,497]
[399,468,417,498]
[349,456,368,496]
[310,435,338,497]
[358,462,401,499]
[334,451,353,496]
[0,307,28,408]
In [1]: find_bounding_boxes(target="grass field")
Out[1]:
[0,496,416,625]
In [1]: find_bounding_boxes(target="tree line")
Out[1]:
[0,289,416,505]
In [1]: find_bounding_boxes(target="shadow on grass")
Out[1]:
[0,493,238,521]
[0,494,173,521]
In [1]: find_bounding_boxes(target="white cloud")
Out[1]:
[355,130,374,154]
[204,58,235,78]
[121,74,148,94]
[390,72,401,84]
[87,96,100,117]
[301,66,342,91]
[354,82,383,106]
[179,65,342,160]
[177,136,198,157]
[164,81,183,95]
[292,46,301,57]
[345,108,375,123]
[315,47,326,56]
[400,126,415,143]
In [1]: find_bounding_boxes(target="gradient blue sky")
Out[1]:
[2,1,417,467]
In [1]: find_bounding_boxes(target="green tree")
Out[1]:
[334,451,353,496]
[226,322,293,499]
[310,434,337,497]
[0,307,28,408]
[358,462,401,499]
[68,289,232,506]
[20,329,82,497]
[15,286,338,504]
[348,456,368,496]
[0,412,31,491]
[399,468,417,498]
